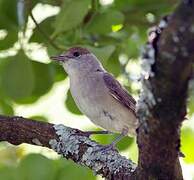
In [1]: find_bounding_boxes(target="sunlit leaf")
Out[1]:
[117,136,134,150]
[181,128,194,163]
[86,10,124,34]
[0,146,19,166]
[128,140,138,163]
[91,128,133,151]
[188,93,194,116]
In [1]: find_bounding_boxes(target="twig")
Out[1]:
[29,11,63,51]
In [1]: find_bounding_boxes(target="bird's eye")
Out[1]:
[73,51,80,57]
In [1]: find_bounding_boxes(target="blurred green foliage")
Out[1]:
[0,0,177,109]
[0,0,18,50]
[0,0,193,179]
[0,154,95,180]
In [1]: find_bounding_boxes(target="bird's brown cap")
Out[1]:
[50,46,90,62]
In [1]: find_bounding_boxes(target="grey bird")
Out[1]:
[51,47,138,150]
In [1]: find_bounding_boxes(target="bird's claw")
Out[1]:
[94,144,118,154]
[82,130,111,137]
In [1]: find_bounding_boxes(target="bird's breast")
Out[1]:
[69,74,138,134]
[70,74,106,118]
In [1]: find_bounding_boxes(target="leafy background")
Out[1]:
[0,0,193,179]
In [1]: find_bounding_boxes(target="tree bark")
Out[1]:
[0,115,135,179]
[135,1,194,179]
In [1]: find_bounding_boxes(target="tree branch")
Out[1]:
[135,1,194,179]
[29,11,63,51]
[25,0,64,51]
[1,1,194,180]
[0,115,135,179]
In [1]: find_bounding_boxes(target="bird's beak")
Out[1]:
[50,54,68,62]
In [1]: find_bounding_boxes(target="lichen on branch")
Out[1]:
[135,1,194,179]
[0,115,135,179]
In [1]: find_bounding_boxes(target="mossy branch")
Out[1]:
[0,115,135,179]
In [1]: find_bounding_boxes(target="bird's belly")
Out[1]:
[70,78,137,136]
[90,106,137,136]
[73,96,116,132]
[72,91,103,120]
[70,78,106,118]
[72,90,137,135]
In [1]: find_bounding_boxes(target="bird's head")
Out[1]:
[51,47,103,76]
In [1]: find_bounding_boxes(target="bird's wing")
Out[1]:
[103,72,136,116]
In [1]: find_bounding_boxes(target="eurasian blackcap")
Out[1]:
[51,47,138,150]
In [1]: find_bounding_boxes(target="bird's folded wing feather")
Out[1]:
[103,72,136,116]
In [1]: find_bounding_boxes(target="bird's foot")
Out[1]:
[95,143,118,154]
[83,130,111,137]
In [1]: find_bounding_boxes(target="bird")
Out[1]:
[51,47,138,150]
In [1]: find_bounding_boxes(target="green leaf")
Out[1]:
[114,0,175,13]
[0,99,14,115]
[51,62,67,82]
[29,115,48,122]
[14,96,39,104]
[128,140,138,163]
[117,136,134,150]
[31,61,54,96]
[86,10,124,34]
[0,51,35,101]
[38,0,61,6]
[181,128,194,163]
[0,167,19,180]
[0,0,18,50]
[65,90,82,115]
[106,51,121,77]
[13,62,65,104]
[53,0,91,36]
[46,44,63,57]
[91,128,133,151]
[86,45,115,63]
[0,30,18,50]
[18,154,56,180]
[0,0,18,29]
[54,158,95,180]
[30,16,55,43]
[122,27,146,58]
[188,93,194,116]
